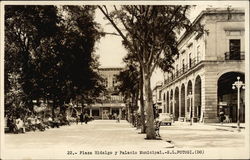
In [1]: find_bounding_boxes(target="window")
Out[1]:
[189,53,192,68]
[104,78,108,87]
[112,77,117,87]
[182,59,185,72]
[159,90,162,101]
[229,39,240,60]
[176,64,178,75]
[197,46,201,62]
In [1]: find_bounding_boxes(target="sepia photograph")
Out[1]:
[0,1,249,159]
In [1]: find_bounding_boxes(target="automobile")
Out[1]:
[158,113,173,126]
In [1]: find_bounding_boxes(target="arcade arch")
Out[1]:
[187,80,193,113]
[174,87,179,120]
[194,76,202,121]
[180,84,185,117]
[217,72,245,123]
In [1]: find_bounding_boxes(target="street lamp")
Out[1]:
[187,92,193,125]
[232,76,245,132]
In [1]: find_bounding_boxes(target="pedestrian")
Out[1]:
[84,112,89,124]
[219,107,224,125]
[16,117,25,133]
[7,115,15,133]
[117,114,120,123]
[114,113,117,121]
[76,115,79,125]
[80,113,84,125]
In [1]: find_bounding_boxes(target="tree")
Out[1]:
[121,54,146,133]
[98,5,201,139]
[116,63,139,122]
[5,5,105,118]
[5,5,61,115]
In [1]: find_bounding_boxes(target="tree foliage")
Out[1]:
[116,64,139,99]
[98,5,201,139]
[5,5,105,117]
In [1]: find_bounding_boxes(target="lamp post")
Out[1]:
[187,92,193,125]
[232,76,245,132]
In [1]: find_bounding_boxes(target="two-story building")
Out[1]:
[89,67,126,120]
[152,82,163,114]
[160,8,245,123]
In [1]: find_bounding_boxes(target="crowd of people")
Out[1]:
[5,114,68,134]
[108,113,121,122]
[5,112,92,134]
[76,112,91,125]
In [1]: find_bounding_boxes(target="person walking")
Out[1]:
[84,112,89,124]
[117,114,120,123]
[219,107,225,125]
[76,115,79,125]
[80,113,84,125]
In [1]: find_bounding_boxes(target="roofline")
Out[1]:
[177,7,245,45]
[98,67,124,70]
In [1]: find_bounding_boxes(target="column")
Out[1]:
[173,89,175,117]
[200,75,205,123]
[101,108,103,120]
[90,108,92,117]
[204,72,218,123]
[184,83,188,121]
[179,86,182,120]
[119,108,121,116]
[192,79,195,122]
[110,108,112,115]
[168,92,171,114]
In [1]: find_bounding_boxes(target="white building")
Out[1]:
[160,8,245,123]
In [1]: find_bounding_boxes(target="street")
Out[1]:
[3,120,247,159]
[160,122,245,148]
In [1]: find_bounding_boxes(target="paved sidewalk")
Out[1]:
[3,120,174,159]
[172,121,246,132]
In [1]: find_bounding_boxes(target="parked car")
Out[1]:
[158,113,173,126]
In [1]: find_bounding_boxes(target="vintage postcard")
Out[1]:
[0,0,249,159]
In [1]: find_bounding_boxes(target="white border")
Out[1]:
[0,1,249,159]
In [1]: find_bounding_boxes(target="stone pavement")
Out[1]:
[2,120,248,159]
[3,120,174,159]
[172,121,246,132]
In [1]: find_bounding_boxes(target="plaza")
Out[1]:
[2,4,249,160]
[3,120,246,159]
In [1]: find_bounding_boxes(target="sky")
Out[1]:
[94,6,204,87]
[93,4,244,87]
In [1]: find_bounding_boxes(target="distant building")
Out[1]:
[160,8,245,123]
[89,67,126,120]
[152,82,163,114]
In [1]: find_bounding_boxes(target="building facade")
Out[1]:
[152,82,163,114]
[89,67,126,120]
[160,8,245,123]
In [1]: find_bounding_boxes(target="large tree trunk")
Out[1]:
[143,68,155,139]
[139,68,146,133]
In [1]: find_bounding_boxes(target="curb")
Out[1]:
[212,125,245,129]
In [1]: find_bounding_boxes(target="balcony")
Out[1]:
[164,56,201,85]
[225,52,245,60]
